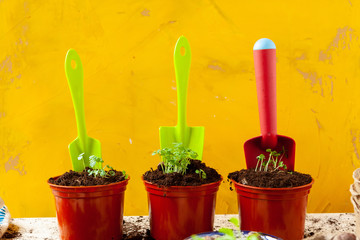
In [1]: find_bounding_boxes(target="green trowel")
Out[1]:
[159,36,205,160]
[65,49,101,171]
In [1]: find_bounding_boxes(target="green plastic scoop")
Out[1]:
[65,49,101,171]
[159,36,205,159]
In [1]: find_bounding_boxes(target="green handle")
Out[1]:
[174,36,191,144]
[65,49,88,151]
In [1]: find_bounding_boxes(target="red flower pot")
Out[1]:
[232,179,314,240]
[143,177,222,240]
[48,176,129,240]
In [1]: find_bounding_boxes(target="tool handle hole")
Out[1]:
[71,60,77,69]
[180,46,185,56]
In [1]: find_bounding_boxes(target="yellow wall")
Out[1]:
[0,0,359,217]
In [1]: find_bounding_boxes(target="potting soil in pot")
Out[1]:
[228,169,312,188]
[143,159,221,186]
[48,168,127,186]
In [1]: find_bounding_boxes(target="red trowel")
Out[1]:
[244,38,295,171]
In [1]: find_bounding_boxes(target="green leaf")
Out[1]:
[256,148,288,172]
[105,165,114,170]
[89,159,96,168]
[78,153,85,161]
[152,142,198,175]
[89,155,101,168]
[81,155,117,178]
[218,228,234,237]
[229,217,239,228]
[122,170,128,179]
[246,232,261,240]
[100,170,106,177]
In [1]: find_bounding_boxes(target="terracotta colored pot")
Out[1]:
[232,179,314,240]
[48,176,129,240]
[143,177,222,240]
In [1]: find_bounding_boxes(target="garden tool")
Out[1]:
[65,49,101,171]
[244,38,295,171]
[159,36,205,159]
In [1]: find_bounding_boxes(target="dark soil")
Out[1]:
[228,169,312,188]
[2,223,21,239]
[143,159,222,186]
[122,216,154,240]
[48,168,127,186]
[123,231,153,240]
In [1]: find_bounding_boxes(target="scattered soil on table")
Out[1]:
[228,169,312,188]
[48,168,127,186]
[143,159,222,186]
[123,229,154,240]
[304,213,356,239]
[303,215,325,238]
[123,216,154,240]
[2,223,21,239]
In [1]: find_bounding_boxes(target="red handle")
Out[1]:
[254,48,277,149]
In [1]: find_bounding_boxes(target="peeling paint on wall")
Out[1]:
[316,118,323,131]
[297,69,324,96]
[141,8,150,16]
[0,56,13,73]
[295,53,307,61]
[350,130,360,168]
[351,134,360,160]
[296,69,336,100]
[4,154,27,175]
[208,61,225,72]
[319,26,356,63]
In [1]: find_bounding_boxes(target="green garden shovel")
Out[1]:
[65,49,101,171]
[159,36,205,159]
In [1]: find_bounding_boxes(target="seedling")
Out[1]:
[78,153,128,179]
[255,147,287,172]
[195,169,207,180]
[122,170,128,179]
[191,217,261,240]
[152,143,198,175]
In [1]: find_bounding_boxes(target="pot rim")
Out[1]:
[231,178,314,191]
[48,175,130,190]
[142,175,223,190]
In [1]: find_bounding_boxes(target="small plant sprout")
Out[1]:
[78,153,128,179]
[255,154,265,172]
[191,217,261,240]
[122,170,128,179]
[255,147,287,172]
[77,153,86,169]
[152,143,198,175]
[195,169,207,180]
[87,155,115,178]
